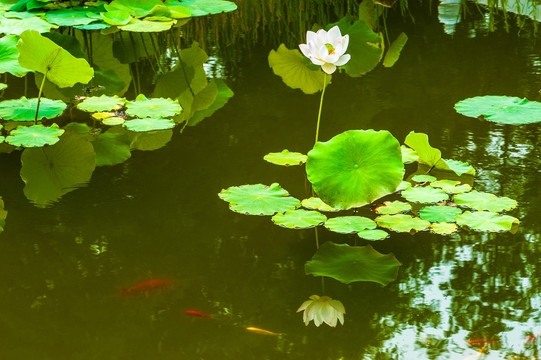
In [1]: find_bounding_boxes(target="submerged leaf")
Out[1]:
[454,191,517,212]
[383,32,407,67]
[178,0,237,16]
[264,149,307,166]
[272,209,327,229]
[455,95,541,124]
[456,211,519,232]
[219,183,300,216]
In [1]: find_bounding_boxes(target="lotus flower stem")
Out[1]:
[314,72,327,145]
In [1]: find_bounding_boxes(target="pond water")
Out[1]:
[1,1,540,359]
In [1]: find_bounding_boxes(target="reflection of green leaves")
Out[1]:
[219,183,300,216]
[0,196,6,232]
[301,197,340,212]
[105,0,162,17]
[129,129,172,151]
[306,130,404,210]
[77,95,126,112]
[305,242,401,285]
[119,19,176,32]
[126,94,181,118]
[189,79,233,126]
[6,124,64,147]
[455,96,541,124]
[272,209,327,229]
[0,97,66,121]
[123,118,175,132]
[401,145,418,163]
[0,35,30,77]
[419,205,462,222]
[357,229,389,241]
[374,200,411,215]
[268,44,331,94]
[264,149,307,166]
[101,10,132,25]
[324,216,376,234]
[383,32,407,67]
[454,190,517,212]
[456,211,519,232]
[375,214,430,232]
[179,0,237,16]
[401,186,449,204]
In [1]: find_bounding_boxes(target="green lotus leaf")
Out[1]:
[324,216,377,234]
[123,118,175,132]
[129,129,172,150]
[263,149,307,166]
[268,43,331,95]
[305,242,401,286]
[396,181,412,191]
[20,131,95,207]
[74,22,111,30]
[383,32,407,67]
[189,79,234,126]
[218,183,301,216]
[77,95,126,112]
[357,229,389,241]
[401,186,449,204]
[105,0,162,17]
[401,145,418,164]
[404,131,441,167]
[456,211,519,232]
[119,18,175,32]
[0,97,66,121]
[6,124,64,147]
[375,214,430,232]
[440,158,475,176]
[454,95,541,124]
[419,205,462,222]
[374,200,412,215]
[0,35,30,77]
[44,9,97,26]
[271,209,327,229]
[306,130,405,210]
[177,0,237,16]
[301,197,341,212]
[411,174,436,183]
[126,94,181,118]
[431,180,472,194]
[102,117,126,126]
[100,10,132,25]
[0,14,57,35]
[454,190,517,212]
[0,196,6,232]
[430,222,457,235]
[18,30,94,88]
[0,83,6,90]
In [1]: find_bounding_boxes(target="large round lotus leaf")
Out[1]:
[100,10,132,25]
[374,200,411,215]
[105,0,162,17]
[123,118,175,132]
[6,124,64,147]
[419,205,462,223]
[44,9,97,26]
[324,216,376,234]
[268,44,330,95]
[404,131,441,167]
[272,209,327,229]
[454,191,517,212]
[430,222,457,235]
[0,14,57,35]
[77,95,126,112]
[301,197,340,212]
[431,180,472,194]
[119,19,176,32]
[177,0,237,16]
[456,211,519,232]
[411,174,436,183]
[126,94,181,118]
[218,183,301,216]
[401,145,418,164]
[454,96,541,124]
[401,186,448,204]
[0,197,6,232]
[0,97,66,121]
[0,35,30,77]
[17,30,94,88]
[306,130,404,210]
[357,229,389,241]
[305,242,401,286]
[263,149,307,166]
[375,214,430,233]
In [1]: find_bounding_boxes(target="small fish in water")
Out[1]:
[184,310,211,318]
[525,334,540,343]
[121,279,173,295]
[82,85,105,93]
[461,345,487,360]
[246,327,281,336]
[467,339,499,346]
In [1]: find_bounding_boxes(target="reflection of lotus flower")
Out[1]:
[299,26,351,75]
[296,295,345,327]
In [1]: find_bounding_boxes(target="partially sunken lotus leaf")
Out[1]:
[189,79,234,126]
[123,118,175,132]
[454,191,517,212]
[431,180,472,194]
[301,197,341,212]
[306,130,404,210]
[271,209,327,229]
[0,97,66,121]
[263,149,307,166]
[305,242,401,286]
[6,124,64,147]
[375,214,430,233]
[411,174,436,183]
[219,183,300,216]
[401,186,449,204]
[441,158,475,176]
[456,211,519,232]
[129,130,172,151]
[454,95,541,124]
[126,94,181,118]
[396,181,412,191]
[401,145,418,164]
[374,200,412,215]
[430,222,458,235]
[383,32,408,67]
[404,131,441,167]
[100,10,133,25]
[0,35,30,77]
[324,216,376,234]
[357,229,389,241]
[105,0,163,17]
[419,205,462,223]
[77,95,126,112]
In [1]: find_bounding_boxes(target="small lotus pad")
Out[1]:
[301,197,340,212]
[263,149,307,166]
[374,200,412,215]
[401,186,449,204]
[126,94,181,118]
[0,97,67,121]
[219,183,300,216]
[272,209,327,229]
[430,222,458,235]
[411,174,436,183]
[77,95,126,112]
[456,211,519,232]
[431,180,472,194]
[419,205,462,222]
[375,214,430,233]
[6,124,64,147]
[454,191,517,212]
[324,216,377,234]
[123,118,175,132]
[357,229,389,241]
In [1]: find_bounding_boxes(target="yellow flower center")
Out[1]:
[325,43,335,55]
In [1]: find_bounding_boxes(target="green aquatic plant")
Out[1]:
[0,196,6,233]
[455,96,541,125]
[6,123,64,147]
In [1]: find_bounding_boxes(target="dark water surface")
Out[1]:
[1,2,540,359]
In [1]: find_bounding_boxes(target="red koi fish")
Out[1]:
[525,334,540,343]
[184,310,211,318]
[121,279,173,295]
[467,339,499,346]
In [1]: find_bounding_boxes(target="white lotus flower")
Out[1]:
[297,295,346,327]
[299,26,351,75]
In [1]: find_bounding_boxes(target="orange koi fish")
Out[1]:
[184,310,212,318]
[461,345,487,360]
[525,334,540,343]
[246,327,280,336]
[467,339,499,345]
[121,279,173,295]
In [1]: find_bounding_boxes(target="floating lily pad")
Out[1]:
[401,186,448,204]
[454,95,541,124]
[0,97,66,121]
[305,242,401,286]
[0,35,30,77]
[219,183,301,216]
[6,124,64,147]
[456,211,519,232]
[178,0,237,16]
[419,205,462,222]
[44,9,97,26]
[264,149,307,166]
[430,222,457,235]
[123,118,175,132]
[374,200,412,215]
[126,94,181,118]
[0,14,57,35]
[120,19,176,32]
[102,117,126,126]
[441,158,475,176]
[431,180,472,194]
[272,209,327,229]
[75,22,111,30]
[375,214,430,232]
[454,190,517,212]
[324,216,377,234]
[401,145,418,163]
[92,112,115,120]
[412,174,436,183]
[357,229,389,241]
[77,95,126,112]
[100,10,132,25]
[306,130,404,210]
[105,0,162,17]
[396,181,412,191]
[301,197,341,212]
